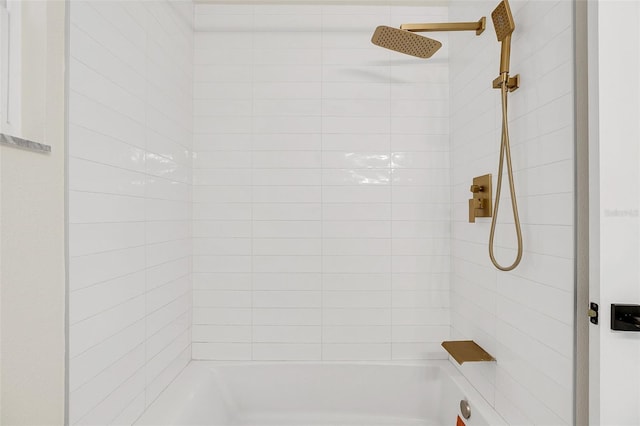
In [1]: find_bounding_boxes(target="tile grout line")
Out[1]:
[250,5,254,362]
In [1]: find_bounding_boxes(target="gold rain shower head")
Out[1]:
[371,17,485,59]
[491,0,515,74]
[371,26,442,59]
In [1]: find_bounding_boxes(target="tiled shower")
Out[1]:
[192,3,450,362]
[68,2,193,423]
[67,1,575,425]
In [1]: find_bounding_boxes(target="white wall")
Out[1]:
[0,1,66,424]
[589,1,640,425]
[449,0,574,425]
[192,3,451,361]
[68,1,193,424]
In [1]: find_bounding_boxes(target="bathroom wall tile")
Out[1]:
[323,291,390,309]
[69,0,193,422]
[253,239,321,256]
[252,169,322,186]
[254,82,322,101]
[322,204,391,221]
[322,169,390,186]
[449,0,575,423]
[323,326,391,344]
[253,309,321,326]
[192,343,252,360]
[253,326,321,343]
[322,239,391,256]
[69,321,145,393]
[392,343,447,360]
[253,151,322,169]
[145,346,190,407]
[69,192,145,224]
[323,221,391,239]
[392,273,449,291]
[253,291,322,309]
[253,203,321,221]
[253,221,322,239]
[323,274,390,292]
[69,222,145,257]
[69,272,146,324]
[392,325,449,343]
[252,134,322,151]
[252,344,321,361]
[194,290,251,308]
[253,186,321,203]
[192,325,252,343]
[70,247,146,291]
[323,256,391,274]
[193,308,251,325]
[70,347,146,424]
[146,313,190,361]
[322,344,391,361]
[253,273,321,291]
[70,92,146,150]
[192,238,251,256]
[323,308,391,326]
[192,3,450,365]
[253,255,321,273]
[193,202,252,221]
[146,292,191,339]
[70,296,145,358]
[109,391,146,426]
[322,186,390,203]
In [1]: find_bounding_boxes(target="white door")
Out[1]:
[589,1,640,425]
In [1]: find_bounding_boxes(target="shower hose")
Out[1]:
[488,79,523,271]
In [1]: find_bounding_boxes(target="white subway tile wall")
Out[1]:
[68,1,193,424]
[66,1,575,424]
[449,1,574,425]
[192,4,451,362]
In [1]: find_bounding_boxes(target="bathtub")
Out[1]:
[135,361,507,426]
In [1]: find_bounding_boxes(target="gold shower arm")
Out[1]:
[400,17,486,36]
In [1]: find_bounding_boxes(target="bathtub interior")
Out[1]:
[135,361,506,426]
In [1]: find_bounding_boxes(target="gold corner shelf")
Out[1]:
[442,340,495,365]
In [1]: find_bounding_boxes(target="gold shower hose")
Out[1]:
[488,80,523,271]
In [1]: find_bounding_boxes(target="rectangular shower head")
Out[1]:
[371,26,442,59]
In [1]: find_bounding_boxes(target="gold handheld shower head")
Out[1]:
[371,26,442,59]
[488,0,522,272]
[491,0,515,74]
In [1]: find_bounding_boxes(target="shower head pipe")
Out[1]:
[400,17,486,35]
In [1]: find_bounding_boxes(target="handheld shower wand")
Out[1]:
[488,0,522,271]
[491,0,520,91]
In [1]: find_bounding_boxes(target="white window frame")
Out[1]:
[0,0,21,136]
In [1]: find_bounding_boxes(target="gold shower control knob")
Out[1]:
[470,185,483,193]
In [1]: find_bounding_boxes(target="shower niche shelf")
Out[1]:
[441,340,495,365]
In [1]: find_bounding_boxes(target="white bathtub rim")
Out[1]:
[136,359,508,426]
[194,358,508,425]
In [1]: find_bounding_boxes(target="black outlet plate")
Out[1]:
[611,304,640,331]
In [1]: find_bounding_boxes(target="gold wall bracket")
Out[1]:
[400,17,486,36]
[493,74,520,92]
[468,174,492,223]
[441,340,496,365]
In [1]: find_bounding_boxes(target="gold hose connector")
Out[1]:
[488,75,522,271]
